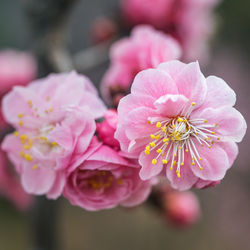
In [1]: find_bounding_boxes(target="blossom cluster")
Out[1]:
[0,0,247,224]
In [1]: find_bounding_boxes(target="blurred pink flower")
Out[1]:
[115,60,246,190]
[0,50,37,97]
[101,25,181,106]
[1,72,106,198]
[63,137,152,211]
[0,150,32,211]
[164,190,200,227]
[96,109,120,149]
[121,0,219,61]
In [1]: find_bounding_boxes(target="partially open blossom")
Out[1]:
[0,150,32,210]
[163,189,200,227]
[1,72,106,198]
[121,0,219,61]
[101,25,181,106]
[0,50,37,96]
[63,137,152,211]
[96,109,120,149]
[115,60,247,190]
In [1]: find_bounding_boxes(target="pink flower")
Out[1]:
[0,150,32,210]
[121,0,219,61]
[101,25,181,106]
[115,60,247,190]
[96,109,120,149]
[63,137,152,211]
[0,50,37,96]
[1,71,106,198]
[163,190,200,227]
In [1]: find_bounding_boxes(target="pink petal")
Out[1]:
[131,68,178,99]
[190,143,229,181]
[192,106,247,142]
[174,61,207,108]
[154,94,189,117]
[46,171,66,199]
[21,166,56,195]
[139,151,163,180]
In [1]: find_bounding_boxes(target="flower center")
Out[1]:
[144,102,219,178]
[13,98,59,171]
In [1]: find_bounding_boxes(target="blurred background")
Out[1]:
[0,0,250,249]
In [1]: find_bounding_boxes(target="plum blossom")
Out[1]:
[121,0,219,61]
[115,60,247,190]
[1,72,106,198]
[63,137,152,211]
[101,25,181,106]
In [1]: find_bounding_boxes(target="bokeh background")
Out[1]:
[0,0,250,249]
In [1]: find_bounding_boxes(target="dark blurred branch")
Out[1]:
[24,0,77,77]
[23,1,78,250]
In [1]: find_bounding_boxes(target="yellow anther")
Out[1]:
[191,102,196,106]
[178,146,182,150]
[172,124,175,128]
[173,160,176,166]
[116,179,123,185]
[177,118,184,122]
[152,159,157,165]
[144,150,150,155]
[24,144,32,150]
[194,132,198,135]
[32,165,38,170]
[217,137,220,141]
[51,142,58,147]
[162,159,168,164]
[108,176,113,182]
[199,167,203,170]
[156,122,162,128]
[49,107,53,112]
[211,131,215,135]
[204,120,208,123]
[147,120,151,124]
[199,157,202,161]
[40,136,47,142]
[208,145,212,149]
[215,123,219,127]
[161,127,166,132]
[13,131,19,137]
[18,113,24,118]
[146,146,150,150]
[163,138,169,142]
[201,144,204,147]
[19,121,23,126]
[211,140,215,144]
[165,142,169,146]
[20,151,25,157]
[185,149,189,152]
[162,152,165,156]
[180,162,184,166]
[157,149,162,154]
[24,154,33,161]
[155,135,161,139]
[174,153,177,157]
[170,166,173,170]
[150,134,155,139]
[176,170,181,178]
[192,162,195,165]
[149,142,156,148]
[20,134,28,142]
[206,137,211,140]
[27,100,33,107]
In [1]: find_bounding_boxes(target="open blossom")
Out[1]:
[0,151,32,210]
[63,137,152,211]
[101,25,181,106]
[0,50,37,96]
[121,0,219,61]
[1,72,106,198]
[115,60,247,190]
